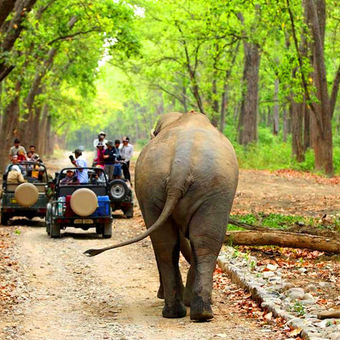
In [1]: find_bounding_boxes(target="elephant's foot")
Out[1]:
[190,295,213,321]
[183,287,192,307]
[157,286,164,299]
[162,301,187,318]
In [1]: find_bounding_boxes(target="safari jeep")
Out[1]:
[109,178,134,218]
[46,167,113,238]
[0,162,50,225]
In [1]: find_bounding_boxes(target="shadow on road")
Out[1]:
[6,218,45,228]
[112,214,127,219]
[61,231,104,240]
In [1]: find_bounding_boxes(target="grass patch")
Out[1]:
[228,213,339,231]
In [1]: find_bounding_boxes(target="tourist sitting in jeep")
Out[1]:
[60,169,79,185]
[7,165,26,184]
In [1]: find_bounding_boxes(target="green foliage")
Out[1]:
[1,0,139,146]
[229,213,316,231]
[1,0,338,176]
[290,301,306,316]
[232,127,339,175]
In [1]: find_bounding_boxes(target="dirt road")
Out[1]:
[1,218,289,340]
[1,154,338,339]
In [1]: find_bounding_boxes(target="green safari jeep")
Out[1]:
[1,162,51,225]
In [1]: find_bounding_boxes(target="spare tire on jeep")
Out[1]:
[15,183,39,207]
[109,179,129,202]
[70,188,98,216]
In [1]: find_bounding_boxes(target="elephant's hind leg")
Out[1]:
[150,220,186,318]
[188,199,231,321]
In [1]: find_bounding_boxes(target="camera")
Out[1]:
[69,155,74,162]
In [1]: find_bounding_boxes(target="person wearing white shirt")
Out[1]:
[70,149,88,183]
[120,137,133,182]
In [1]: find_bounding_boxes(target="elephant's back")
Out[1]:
[135,117,238,211]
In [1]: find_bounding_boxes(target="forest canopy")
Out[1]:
[0,0,339,175]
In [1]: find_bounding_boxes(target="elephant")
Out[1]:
[85,111,239,321]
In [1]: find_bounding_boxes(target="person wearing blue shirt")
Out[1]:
[70,149,88,183]
[103,141,118,181]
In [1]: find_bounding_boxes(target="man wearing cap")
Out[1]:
[93,131,107,154]
[70,149,88,183]
[60,169,78,185]
[9,138,27,160]
[103,140,118,181]
[120,137,133,183]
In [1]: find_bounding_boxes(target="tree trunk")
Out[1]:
[211,78,219,127]
[46,115,53,154]
[303,0,333,175]
[39,105,48,155]
[225,230,340,254]
[304,106,310,151]
[273,78,279,135]
[0,0,16,28]
[0,0,38,81]
[220,41,240,133]
[0,81,20,171]
[283,105,288,142]
[290,100,305,162]
[32,104,42,148]
[182,84,188,112]
[238,41,260,145]
[220,82,228,133]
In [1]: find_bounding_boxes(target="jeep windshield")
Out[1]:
[57,167,108,186]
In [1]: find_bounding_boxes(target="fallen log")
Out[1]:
[317,310,340,319]
[225,230,340,254]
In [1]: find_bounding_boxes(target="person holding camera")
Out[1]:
[69,149,88,183]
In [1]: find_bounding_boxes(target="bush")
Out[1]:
[258,127,275,145]
[231,126,339,175]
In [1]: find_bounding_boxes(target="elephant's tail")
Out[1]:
[84,190,182,257]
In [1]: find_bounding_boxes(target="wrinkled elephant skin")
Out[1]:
[135,111,239,321]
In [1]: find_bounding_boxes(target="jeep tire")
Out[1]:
[109,179,129,202]
[1,212,9,226]
[50,220,61,238]
[123,205,134,219]
[96,225,103,235]
[103,222,112,238]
